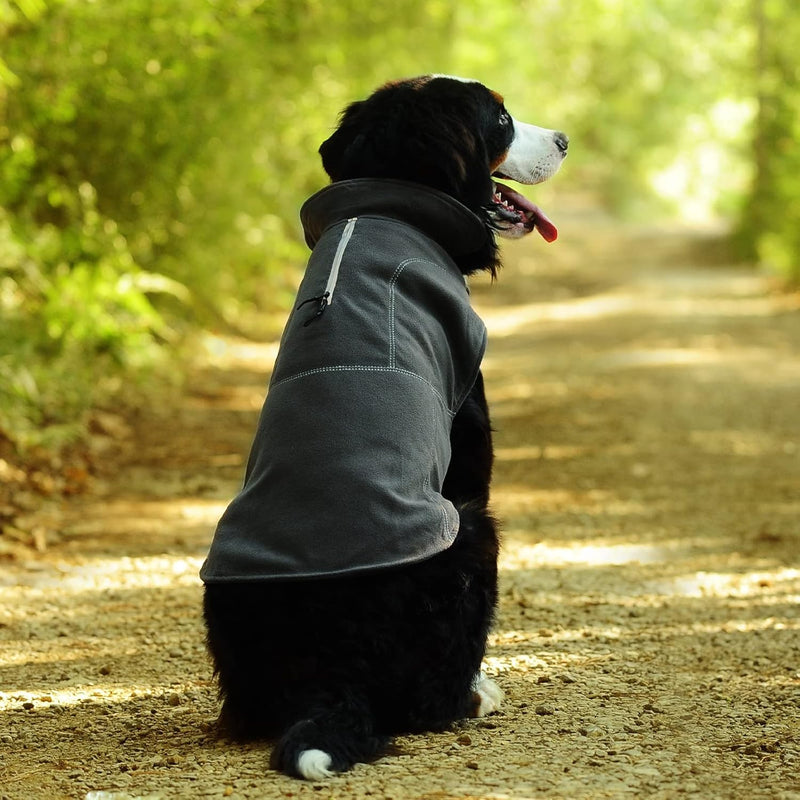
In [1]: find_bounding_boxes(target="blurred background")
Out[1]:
[1,0,798,453]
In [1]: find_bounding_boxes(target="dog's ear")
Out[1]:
[319,94,426,183]
[319,87,493,212]
[319,100,368,182]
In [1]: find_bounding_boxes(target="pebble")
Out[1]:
[633,766,662,777]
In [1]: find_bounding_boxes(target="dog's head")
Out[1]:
[319,75,568,251]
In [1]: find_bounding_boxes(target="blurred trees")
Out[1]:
[0,0,798,451]
[454,0,755,218]
[0,0,453,447]
[736,0,800,281]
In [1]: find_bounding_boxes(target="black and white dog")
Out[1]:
[201,75,567,779]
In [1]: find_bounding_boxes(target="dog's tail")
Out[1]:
[271,691,388,780]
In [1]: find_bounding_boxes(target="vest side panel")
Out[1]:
[199,368,458,581]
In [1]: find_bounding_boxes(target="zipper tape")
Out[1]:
[324,217,357,305]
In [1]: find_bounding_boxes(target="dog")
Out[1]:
[201,75,567,780]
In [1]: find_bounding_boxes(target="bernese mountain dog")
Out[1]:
[201,75,568,780]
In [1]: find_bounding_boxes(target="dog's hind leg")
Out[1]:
[443,371,493,508]
[270,689,389,780]
[471,671,504,717]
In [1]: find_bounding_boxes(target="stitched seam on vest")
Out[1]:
[269,364,454,416]
[388,257,463,390]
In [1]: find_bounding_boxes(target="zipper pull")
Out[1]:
[297,291,330,326]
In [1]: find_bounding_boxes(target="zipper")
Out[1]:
[297,217,357,326]
[325,216,357,305]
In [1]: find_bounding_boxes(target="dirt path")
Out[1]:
[2,213,799,800]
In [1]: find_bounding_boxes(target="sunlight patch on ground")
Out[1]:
[647,567,800,599]
[500,536,800,600]
[594,347,727,369]
[183,384,265,412]
[482,653,548,674]
[200,334,279,370]
[486,380,569,402]
[0,638,142,668]
[500,541,667,569]
[481,294,638,336]
[1,554,205,593]
[495,444,589,461]
[485,615,800,676]
[689,429,797,457]
[58,499,226,544]
[492,485,649,517]
[478,279,790,340]
[0,684,197,712]
[177,501,228,522]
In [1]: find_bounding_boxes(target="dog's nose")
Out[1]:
[554,132,569,153]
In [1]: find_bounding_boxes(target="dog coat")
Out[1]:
[200,178,489,582]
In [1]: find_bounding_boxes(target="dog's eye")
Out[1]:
[499,111,511,126]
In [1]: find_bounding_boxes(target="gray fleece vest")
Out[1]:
[200,179,489,582]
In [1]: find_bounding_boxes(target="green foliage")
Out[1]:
[0,0,456,449]
[455,0,758,219]
[0,183,180,448]
[0,0,798,452]
[735,0,800,283]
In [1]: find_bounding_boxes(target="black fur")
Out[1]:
[319,76,514,277]
[204,76,508,778]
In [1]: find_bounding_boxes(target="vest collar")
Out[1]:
[300,178,491,262]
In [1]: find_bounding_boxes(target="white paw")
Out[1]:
[472,674,504,717]
[297,748,334,780]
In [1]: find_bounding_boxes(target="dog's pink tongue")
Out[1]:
[529,204,558,242]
